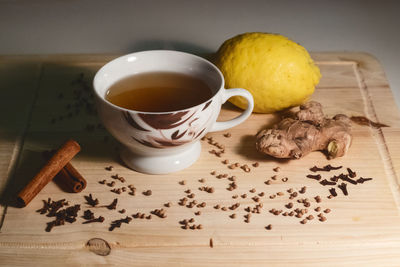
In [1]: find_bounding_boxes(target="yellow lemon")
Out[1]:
[215,32,321,113]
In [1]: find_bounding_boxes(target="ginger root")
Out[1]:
[256,101,352,159]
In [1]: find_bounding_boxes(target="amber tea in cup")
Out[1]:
[105,71,213,112]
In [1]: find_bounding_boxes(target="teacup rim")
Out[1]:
[93,50,225,115]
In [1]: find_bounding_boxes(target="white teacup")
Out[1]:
[93,50,254,174]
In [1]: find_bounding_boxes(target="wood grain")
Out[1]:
[0,53,400,266]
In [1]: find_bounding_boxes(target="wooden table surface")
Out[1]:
[0,53,400,266]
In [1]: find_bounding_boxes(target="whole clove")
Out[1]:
[338,183,349,196]
[310,165,342,172]
[329,188,337,197]
[338,174,357,185]
[83,209,94,220]
[36,198,52,214]
[306,174,322,181]
[356,177,373,184]
[320,179,336,186]
[105,166,113,171]
[330,175,340,182]
[83,216,105,224]
[104,198,118,210]
[46,220,64,232]
[347,168,357,178]
[109,216,132,231]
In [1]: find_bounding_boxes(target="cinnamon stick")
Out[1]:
[43,151,87,193]
[17,140,81,207]
[54,162,86,193]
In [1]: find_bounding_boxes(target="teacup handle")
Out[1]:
[210,88,254,132]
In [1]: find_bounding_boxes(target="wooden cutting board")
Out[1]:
[1,53,400,266]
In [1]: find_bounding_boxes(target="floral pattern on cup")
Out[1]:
[123,100,213,148]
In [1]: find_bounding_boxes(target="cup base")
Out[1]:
[120,141,201,174]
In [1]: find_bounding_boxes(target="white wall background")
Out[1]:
[1,0,399,108]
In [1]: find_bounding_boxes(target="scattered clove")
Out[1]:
[84,194,99,207]
[306,174,321,181]
[310,165,342,172]
[347,168,357,178]
[83,209,94,220]
[83,216,105,224]
[338,173,357,185]
[109,216,132,231]
[320,179,336,186]
[105,166,113,171]
[338,183,349,196]
[356,177,373,184]
[329,188,337,197]
[104,198,118,210]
